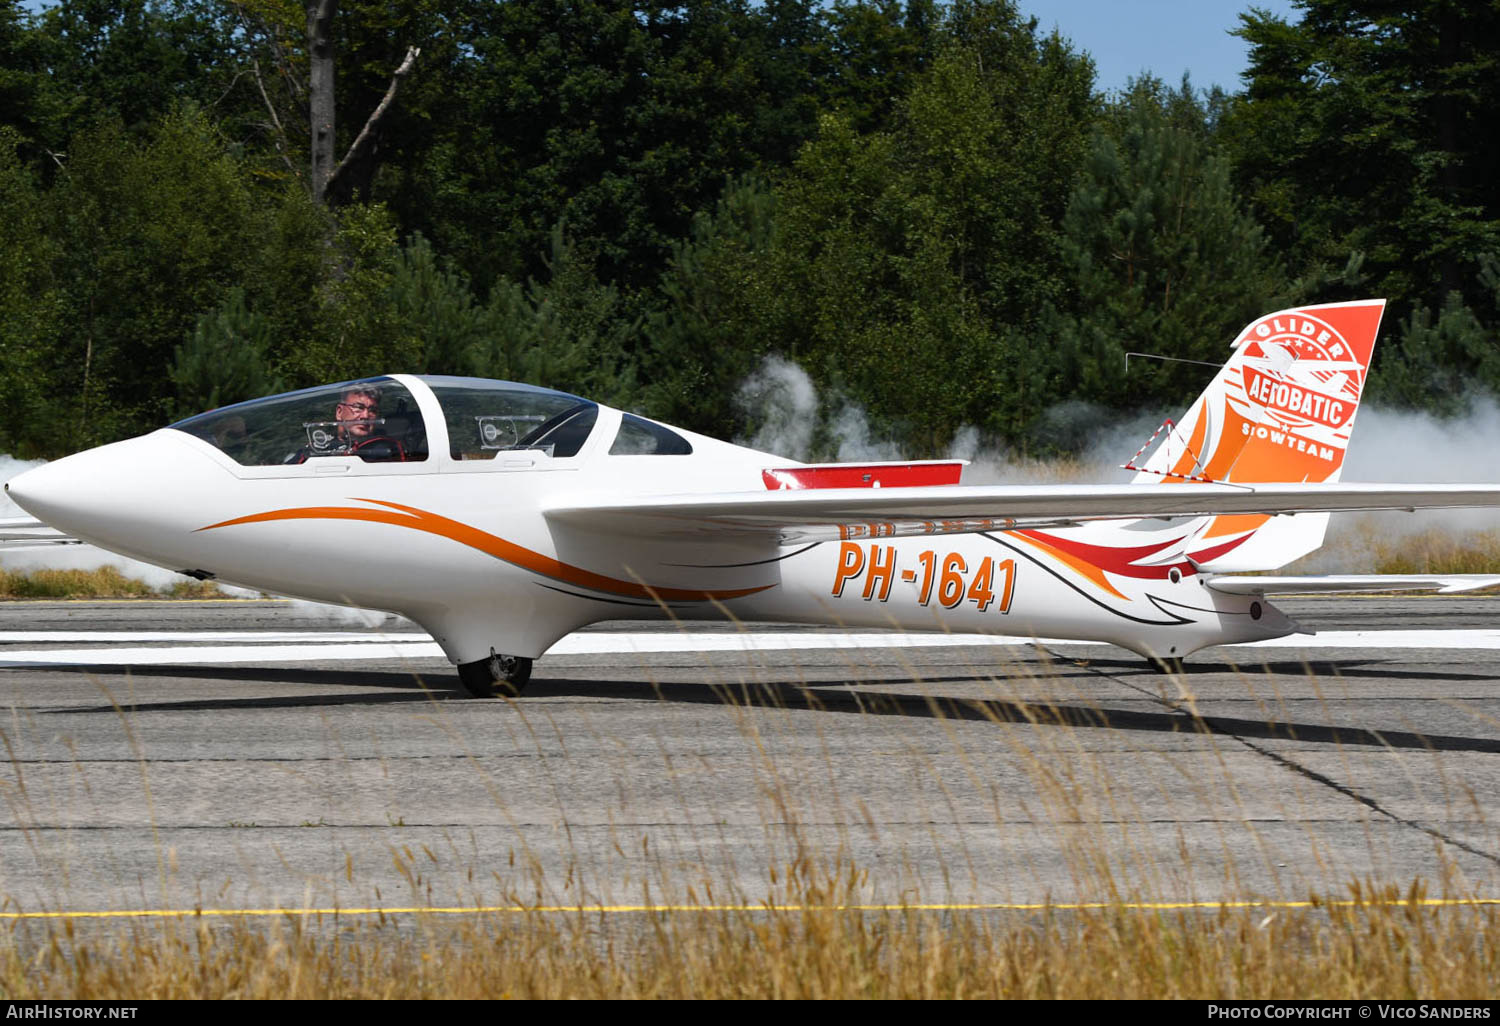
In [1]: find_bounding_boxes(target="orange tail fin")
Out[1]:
[1132,300,1386,569]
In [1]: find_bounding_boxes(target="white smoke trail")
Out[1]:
[952,401,1160,485]
[829,403,902,463]
[735,357,1154,480]
[1345,399,1500,486]
[734,355,945,464]
[731,356,1500,570]
[1299,400,1500,570]
[736,356,820,459]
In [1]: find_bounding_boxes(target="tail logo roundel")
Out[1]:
[1237,313,1366,435]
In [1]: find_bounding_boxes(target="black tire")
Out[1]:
[455,652,533,698]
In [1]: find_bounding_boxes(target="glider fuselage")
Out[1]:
[4,389,1284,665]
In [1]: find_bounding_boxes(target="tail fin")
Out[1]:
[1132,299,1386,570]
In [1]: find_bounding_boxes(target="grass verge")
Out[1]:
[1370,529,1500,575]
[0,566,226,599]
[3,886,1498,998]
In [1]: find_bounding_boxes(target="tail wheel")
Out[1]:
[456,650,534,698]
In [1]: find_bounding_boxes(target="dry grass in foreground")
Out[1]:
[1280,522,1500,578]
[0,566,226,600]
[3,884,1498,999]
[2,547,1498,1000]
[1370,529,1500,575]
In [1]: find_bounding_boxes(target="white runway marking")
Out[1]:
[0,631,420,644]
[2,629,1500,667]
[0,641,443,666]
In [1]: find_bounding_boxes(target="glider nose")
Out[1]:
[5,431,223,554]
[5,453,98,527]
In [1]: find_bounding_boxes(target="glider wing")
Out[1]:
[545,483,1500,543]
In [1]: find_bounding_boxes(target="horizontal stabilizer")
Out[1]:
[1204,574,1500,596]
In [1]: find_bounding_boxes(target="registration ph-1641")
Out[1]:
[831,542,1016,612]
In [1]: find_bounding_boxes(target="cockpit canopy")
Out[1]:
[170,376,599,467]
[171,377,430,466]
[424,377,597,460]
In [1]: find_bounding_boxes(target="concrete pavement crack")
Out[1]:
[1043,646,1500,869]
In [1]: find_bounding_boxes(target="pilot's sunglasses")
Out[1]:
[338,401,379,414]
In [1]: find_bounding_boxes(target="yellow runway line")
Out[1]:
[6,898,1500,920]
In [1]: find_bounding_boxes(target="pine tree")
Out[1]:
[1226,0,1500,322]
[170,288,284,419]
[640,176,780,440]
[1049,79,1289,415]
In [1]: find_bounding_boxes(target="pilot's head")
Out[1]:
[336,385,381,440]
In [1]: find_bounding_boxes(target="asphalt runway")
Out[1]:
[1,595,1498,916]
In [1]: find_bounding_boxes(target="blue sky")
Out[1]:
[1020,0,1303,94]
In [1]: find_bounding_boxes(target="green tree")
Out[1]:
[1374,256,1500,410]
[641,175,781,439]
[466,227,637,405]
[822,0,937,131]
[283,201,413,383]
[390,234,491,375]
[42,107,270,447]
[1226,0,1500,322]
[0,128,66,458]
[404,0,856,295]
[746,3,1097,452]
[0,1,61,155]
[30,1,241,143]
[1049,78,1290,413]
[170,287,285,418]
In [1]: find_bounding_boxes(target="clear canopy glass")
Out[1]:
[422,377,598,460]
[170,378,429,466]
[609,413,693,455]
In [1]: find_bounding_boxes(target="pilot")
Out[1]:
[335,385,382,443]
[286,384,408,463]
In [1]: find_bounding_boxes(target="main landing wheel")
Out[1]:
[456,650,534,698]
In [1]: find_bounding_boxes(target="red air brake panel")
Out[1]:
[761,462,965,490]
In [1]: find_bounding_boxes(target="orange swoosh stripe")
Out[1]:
[1011,532,1127,601]
[1202,513,1269,540]
[198,499,771,603]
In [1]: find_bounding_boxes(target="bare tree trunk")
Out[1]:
[306,0,337,204]
[326,45,419,206]
[303,0,418,208]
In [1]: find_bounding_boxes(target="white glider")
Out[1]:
[7,299,1500,695]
